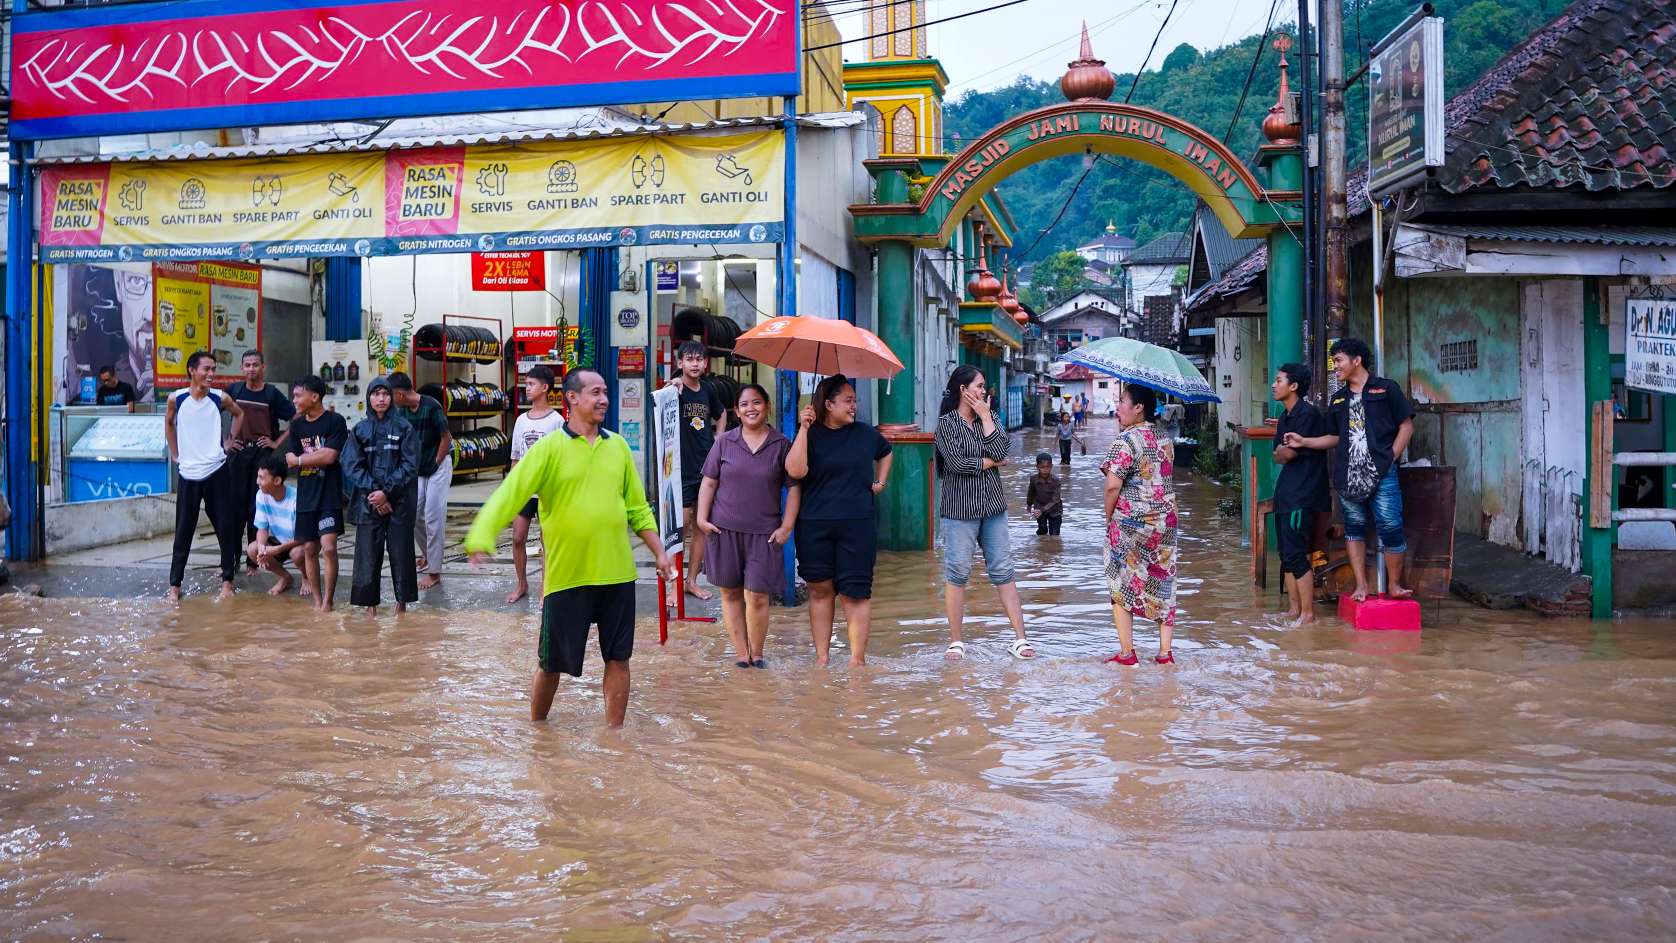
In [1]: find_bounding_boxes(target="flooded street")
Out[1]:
[5,418,1676,940]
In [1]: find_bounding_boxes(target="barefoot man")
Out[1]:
[465,369,676,727]
[505,365,565,604]
[1272,364,1332,624]
[1292,338,1415,602]
[164,351,245,602]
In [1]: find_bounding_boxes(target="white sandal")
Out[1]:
[945,640,966,661]
[1009,637,1037,659]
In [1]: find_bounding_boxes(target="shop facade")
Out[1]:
[4,0,832,562]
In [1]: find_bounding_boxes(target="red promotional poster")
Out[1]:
[617,348,647,376]
[472,252,545,291]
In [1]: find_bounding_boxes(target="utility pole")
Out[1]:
[1296,0,1317,408]
[1321,0,1349,362]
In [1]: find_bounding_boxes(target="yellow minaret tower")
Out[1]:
[843,0,949,157]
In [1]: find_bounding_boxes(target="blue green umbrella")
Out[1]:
[1055,336,1220,403]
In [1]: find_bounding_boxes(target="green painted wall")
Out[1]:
[876,440,935,550]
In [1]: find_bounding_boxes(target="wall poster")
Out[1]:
[152,261,262,385]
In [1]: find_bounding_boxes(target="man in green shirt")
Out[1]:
[467,369,675,726]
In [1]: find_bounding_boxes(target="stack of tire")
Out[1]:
[440,381,506,413]
[413,324,501,363]
[702,374,742,422]
[451,428,509,472]
[671,307,743,351]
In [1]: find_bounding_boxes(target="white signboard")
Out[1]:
[651,384,684,557]
[1626,291,1676,395]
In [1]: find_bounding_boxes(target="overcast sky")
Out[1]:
[827,0,1299,98]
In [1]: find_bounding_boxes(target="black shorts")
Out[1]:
[294,508,344,543]
[539,581,636,677]
[794,517,877,599]
[682,476,702,509]
[1275,505,1315,579]
[518,497,539,521]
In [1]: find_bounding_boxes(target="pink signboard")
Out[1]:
[10,0,801,140]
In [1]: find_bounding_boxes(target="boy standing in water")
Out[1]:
[1271,364,1332,624]
[343,376,421,614]
[1057,412,1075,465]
[249,454,305,596]
[506,366,566,604]
[285,375,349,612]
[670,339,727,600]
[1027,452,1063,536]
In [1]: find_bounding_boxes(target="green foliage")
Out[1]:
[943,0,1570,264]
[1029,250,1091,301]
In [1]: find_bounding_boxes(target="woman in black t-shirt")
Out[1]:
[784,374,893,667]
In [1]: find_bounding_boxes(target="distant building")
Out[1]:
[1075,222,1136,265]
[1037,289,1130,356]
[1121,230,1191,323]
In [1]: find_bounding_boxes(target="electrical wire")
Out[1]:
[1124,0,1183,104]
[804,0,1042,52]
[947,1,1151,92]
[1013,161,1097,260]
[1223,0,1283,141]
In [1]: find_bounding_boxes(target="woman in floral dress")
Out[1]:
[1101,384,1179,666]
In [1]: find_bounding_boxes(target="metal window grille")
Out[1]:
[1439,339,1478,372]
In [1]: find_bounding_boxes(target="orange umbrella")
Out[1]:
[732,316,904,379]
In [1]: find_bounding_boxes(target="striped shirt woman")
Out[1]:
[932,365,1034,661]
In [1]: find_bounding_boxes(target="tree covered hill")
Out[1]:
[944,0,1572,262]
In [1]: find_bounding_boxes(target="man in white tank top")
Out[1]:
[164,351,245,602]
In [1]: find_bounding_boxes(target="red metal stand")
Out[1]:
[657,549,715,645]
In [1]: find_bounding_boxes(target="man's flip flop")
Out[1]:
[1009,638,1037,659]
[945,640,966,661]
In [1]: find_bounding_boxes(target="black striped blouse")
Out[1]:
[934,412,1010,521]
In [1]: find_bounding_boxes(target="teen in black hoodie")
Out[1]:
[343,376,421,612]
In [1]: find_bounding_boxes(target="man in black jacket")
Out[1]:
[1287,338,1415,602]
[343,376,421,613]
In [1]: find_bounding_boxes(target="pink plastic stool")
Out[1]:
[1338,593,1423,631]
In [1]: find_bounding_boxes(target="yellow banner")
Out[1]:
[41,131,786,261]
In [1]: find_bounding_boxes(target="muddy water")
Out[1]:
[5,418,1676,940]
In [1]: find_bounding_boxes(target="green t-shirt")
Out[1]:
[400,394,449,477]
[464,425,656,592]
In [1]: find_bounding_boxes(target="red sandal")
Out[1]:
[1104,650,1139,666]
[1154,651,1175,665]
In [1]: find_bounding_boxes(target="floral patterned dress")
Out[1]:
[1101,422,1179,626]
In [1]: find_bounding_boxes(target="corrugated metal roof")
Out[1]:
[30,114,862,165]
[1413,225,1676,247]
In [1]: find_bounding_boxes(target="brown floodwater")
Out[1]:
[4,418,1676,940]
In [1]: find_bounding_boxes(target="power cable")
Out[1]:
[1124,0,1183,103]
[804,0,1042,52]
[948,1,1152,93]
[1223,0,1283,141]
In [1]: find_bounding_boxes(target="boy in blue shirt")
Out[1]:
[249,454,305,596]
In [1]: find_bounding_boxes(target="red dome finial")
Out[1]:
[1061,22,1116,102]
[1263,34,1302,145]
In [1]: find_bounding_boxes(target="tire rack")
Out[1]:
[411,312,510,480]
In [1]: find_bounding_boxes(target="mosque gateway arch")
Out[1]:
[854,29,1304,550]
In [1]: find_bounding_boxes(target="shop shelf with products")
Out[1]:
[411,313,511,478]
[507,325,574,412]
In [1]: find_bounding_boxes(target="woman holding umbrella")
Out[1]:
[1101,384,1179,666]
[785,374,892,666]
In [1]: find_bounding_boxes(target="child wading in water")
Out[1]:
[1027,452,1063,536]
